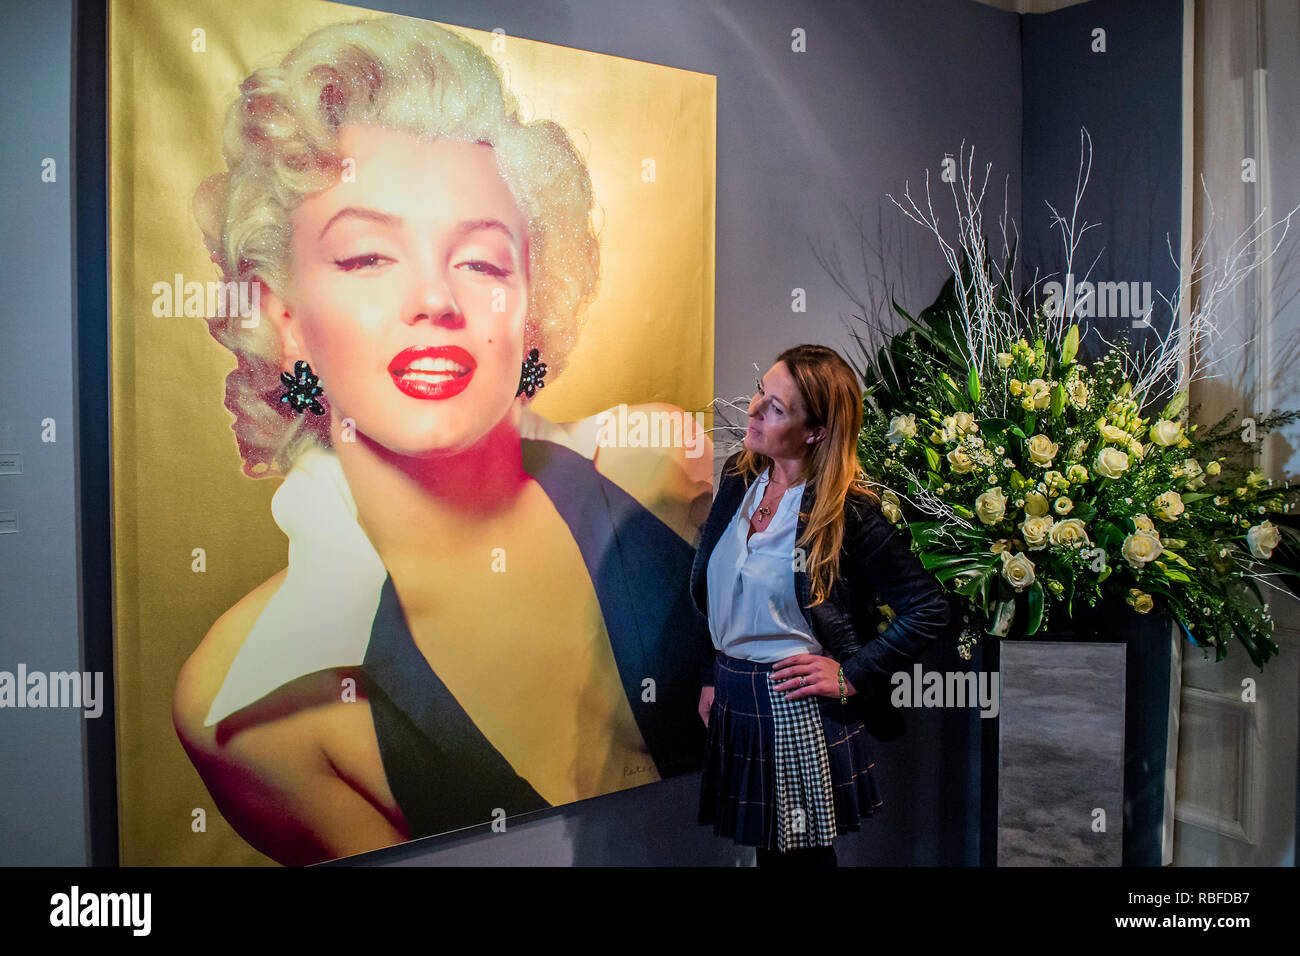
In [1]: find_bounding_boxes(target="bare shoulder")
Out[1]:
[172,568,288,747]
[591,401,715,541]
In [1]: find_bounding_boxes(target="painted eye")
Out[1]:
[462,260,511,278]
[333,254,387,271]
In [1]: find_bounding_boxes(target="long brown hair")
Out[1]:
[728,344,879,607]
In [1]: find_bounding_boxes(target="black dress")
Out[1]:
[358,437,713,838]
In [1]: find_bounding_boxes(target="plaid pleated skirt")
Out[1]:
[699,653,884,852]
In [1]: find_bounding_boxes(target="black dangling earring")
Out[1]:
[517,348,547,398]
[279,359,326,415]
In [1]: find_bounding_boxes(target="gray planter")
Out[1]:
[997,640,1127,865]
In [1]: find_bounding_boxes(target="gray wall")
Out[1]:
[0,0,1024,866]
[0,0,87,867]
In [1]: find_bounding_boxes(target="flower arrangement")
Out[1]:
[851,133,1300,666]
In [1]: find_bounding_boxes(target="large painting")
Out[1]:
[109,0,716,864]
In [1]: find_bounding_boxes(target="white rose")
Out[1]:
[1027,379,1052,409]
[1021,514,1054,550]
[1000,551,1037,591]
[1132,513,1155,532]
[886,414,917,443]
[1100,423,1129,443]
[1094,447,1130,479]
[1048,517,1090,548]
[947,448,975,474]
[1023,491,1050,517]
[1247,520,1282,559]
[953,411,977,434]
[1149,419,1184,446]
[1151,490,1185,521]
[1121,530,1163,568]
[975,487,1008,525]
[1027,434,1060,466]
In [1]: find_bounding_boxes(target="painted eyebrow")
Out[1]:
[318,209,519,245]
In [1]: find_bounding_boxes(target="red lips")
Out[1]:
[388,345,476,400]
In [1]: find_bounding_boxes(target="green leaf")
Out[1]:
[1069,500,1096,522]
[877,345,901,403]
[1049,382,1065,419]
[1026,580,1045,634]
[937,564,979,584]
[967,366,981,404]
[1094,520,1125,548]
[891,295,967,368]
[924,446,941,472]
[921,553,978,570]
[954,563,996,598]
[980,417,1016,435]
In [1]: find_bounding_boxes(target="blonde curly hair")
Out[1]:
[193,15,601,476]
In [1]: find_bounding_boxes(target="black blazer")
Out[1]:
[689,451,955,741]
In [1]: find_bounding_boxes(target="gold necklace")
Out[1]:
[754,473,789,522]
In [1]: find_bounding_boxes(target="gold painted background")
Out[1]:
[108,0,715,864]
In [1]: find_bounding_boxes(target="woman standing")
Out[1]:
[691,344,954,866]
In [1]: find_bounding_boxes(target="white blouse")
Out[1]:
[706,465,824,662]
